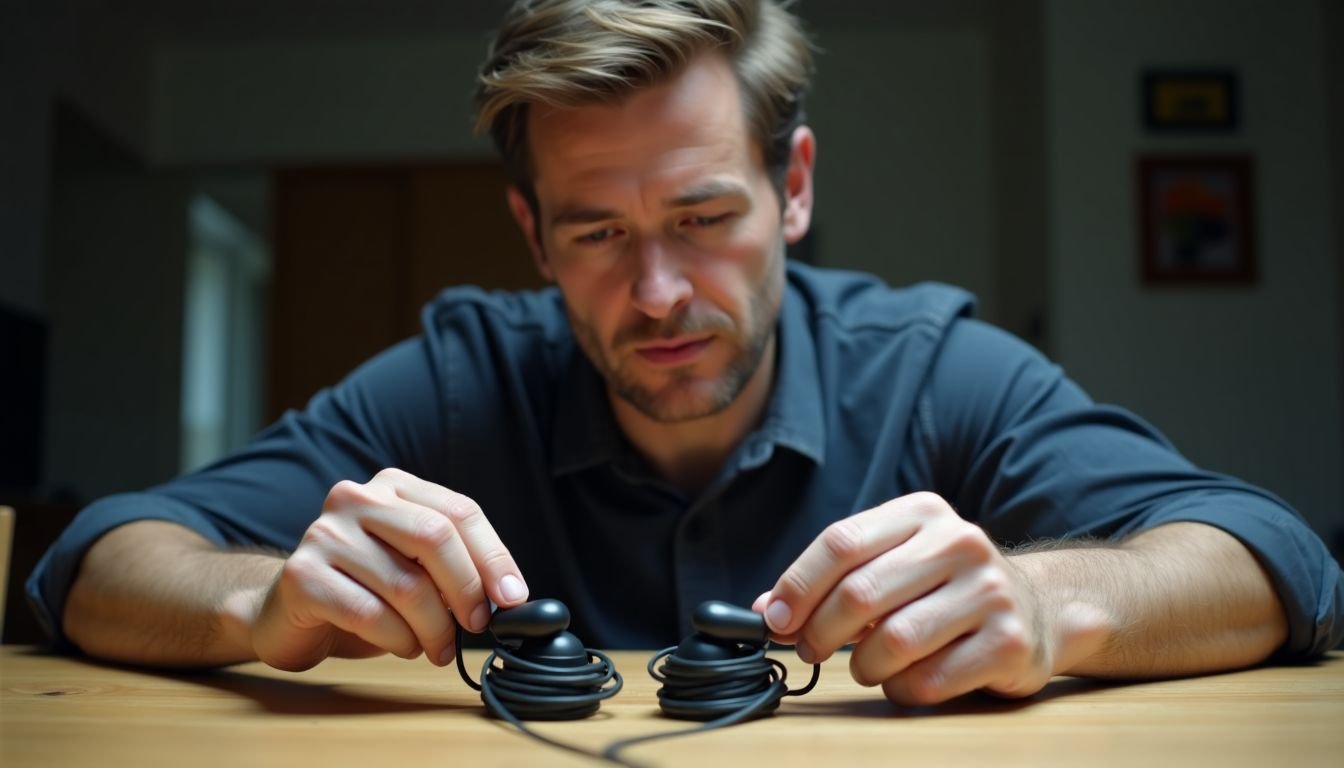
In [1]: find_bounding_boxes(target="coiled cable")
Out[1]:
[455,624,626,762]
[601,643,821,762]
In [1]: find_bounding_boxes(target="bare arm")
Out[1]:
[757,493,1289,705]
[1009,521,1287,679]
[64,520,283,667]
[62,469,530,670]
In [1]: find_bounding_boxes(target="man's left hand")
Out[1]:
[754,492,1056,705]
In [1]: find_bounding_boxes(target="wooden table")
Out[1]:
[2,646,1341,767]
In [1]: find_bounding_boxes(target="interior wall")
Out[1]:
[0,1,155,316]
[152,36,492,163]
[1327,0,1344,553]
[807,24,997,322]
[987,0,1050,351]
[152,27,1001,324]
[0,5,56,316]
[1046,0,1342,539]
[43,171,190,499]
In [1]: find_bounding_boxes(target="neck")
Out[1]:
[611,336,776,497]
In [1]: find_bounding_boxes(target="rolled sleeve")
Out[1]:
[924,318,1344,657]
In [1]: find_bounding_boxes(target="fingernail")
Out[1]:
[438,644,457,666]
[796,640,817,664]
[470,603,491,632]
[765,600,793,632]
[499,574,527,603]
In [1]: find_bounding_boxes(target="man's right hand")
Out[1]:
[240,468,529,671]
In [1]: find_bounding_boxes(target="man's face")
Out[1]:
[510,53,813,423]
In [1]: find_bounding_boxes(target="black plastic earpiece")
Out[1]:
[668,600,770,661]
[640,600,819,726]
[690,600,769,645]
[489,599,588,667]
[490,598,571,642]
[456,598,622,724]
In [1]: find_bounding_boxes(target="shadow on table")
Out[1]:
[182,669,480,717]
[11,646,476,717]
[780,654,1337,719]
[780,675,1114,719]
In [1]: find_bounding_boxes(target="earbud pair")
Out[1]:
[463,598,819,764]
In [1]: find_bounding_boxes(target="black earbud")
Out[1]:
[672,600,769,661]
[489,598,588,667]
[692,600,770,643]
[457,597,623,725]
[643,599,817,727]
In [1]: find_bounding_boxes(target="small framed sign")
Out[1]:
[1136,154,1256,284]
[1141,69,1239,133]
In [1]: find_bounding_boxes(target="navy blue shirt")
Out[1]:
[28,262,1344,654]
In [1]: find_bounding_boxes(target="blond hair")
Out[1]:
[474,0,813,212]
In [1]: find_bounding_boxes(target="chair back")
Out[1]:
[0,506,14,641]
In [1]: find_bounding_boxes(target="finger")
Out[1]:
[356,498,493,632]
[299,560,421,660]
[765,497,931,635]
[846,574,989,687]
[326,529,460,666]
[751,591,801,644]
[879,614,1035,706]
[799,529,968,661]
[384,471,529,607]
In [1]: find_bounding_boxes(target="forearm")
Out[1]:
[1010,521,1289,679]
[63,520,281,667]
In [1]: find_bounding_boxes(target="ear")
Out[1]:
[507,185,553,281]
[780,125,815,245]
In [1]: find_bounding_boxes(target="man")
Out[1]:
[29,0,1341,705]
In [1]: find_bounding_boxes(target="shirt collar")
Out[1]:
[550,274,827,477]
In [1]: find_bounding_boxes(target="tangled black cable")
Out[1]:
[455,623,625,761]
[452,600,820,767]
[601,642,821,762]
[648,643,818,719]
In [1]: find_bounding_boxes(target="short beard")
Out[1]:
[568,269,783,424]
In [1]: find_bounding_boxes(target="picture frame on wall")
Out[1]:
[1136,154,1256,285]
[1141,69,1239,133]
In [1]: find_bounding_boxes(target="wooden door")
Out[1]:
[269,163,542,419]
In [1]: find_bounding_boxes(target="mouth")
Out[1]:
[633,335,715,366]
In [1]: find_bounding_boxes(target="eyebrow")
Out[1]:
[549,180,751,229]
[550,206,620,229]
[664,180,751,208]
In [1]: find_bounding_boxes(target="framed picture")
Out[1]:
[1141,69,1239,133]
[1136,154,1256,284]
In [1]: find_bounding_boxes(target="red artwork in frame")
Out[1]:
[1136,154,1256,284]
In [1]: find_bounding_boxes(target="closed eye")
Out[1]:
[683,212,735,228]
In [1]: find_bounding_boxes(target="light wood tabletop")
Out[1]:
[1,645,1340,767]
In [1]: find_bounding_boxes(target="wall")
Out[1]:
[1047,0,1342,537]
[808,25,997,322]
[1327,0,1344,551]
[152,28,1001,324]
[0,6,57,316]
[153,36,492,163]
[43,171,191,498]
[0,1,155,317]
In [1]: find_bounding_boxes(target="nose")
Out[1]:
[629,237,691,319]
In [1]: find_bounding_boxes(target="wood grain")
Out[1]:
[2,646,1340,767]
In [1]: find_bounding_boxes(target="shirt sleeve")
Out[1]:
[917,318,1344,657]
[25,334,449,649]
